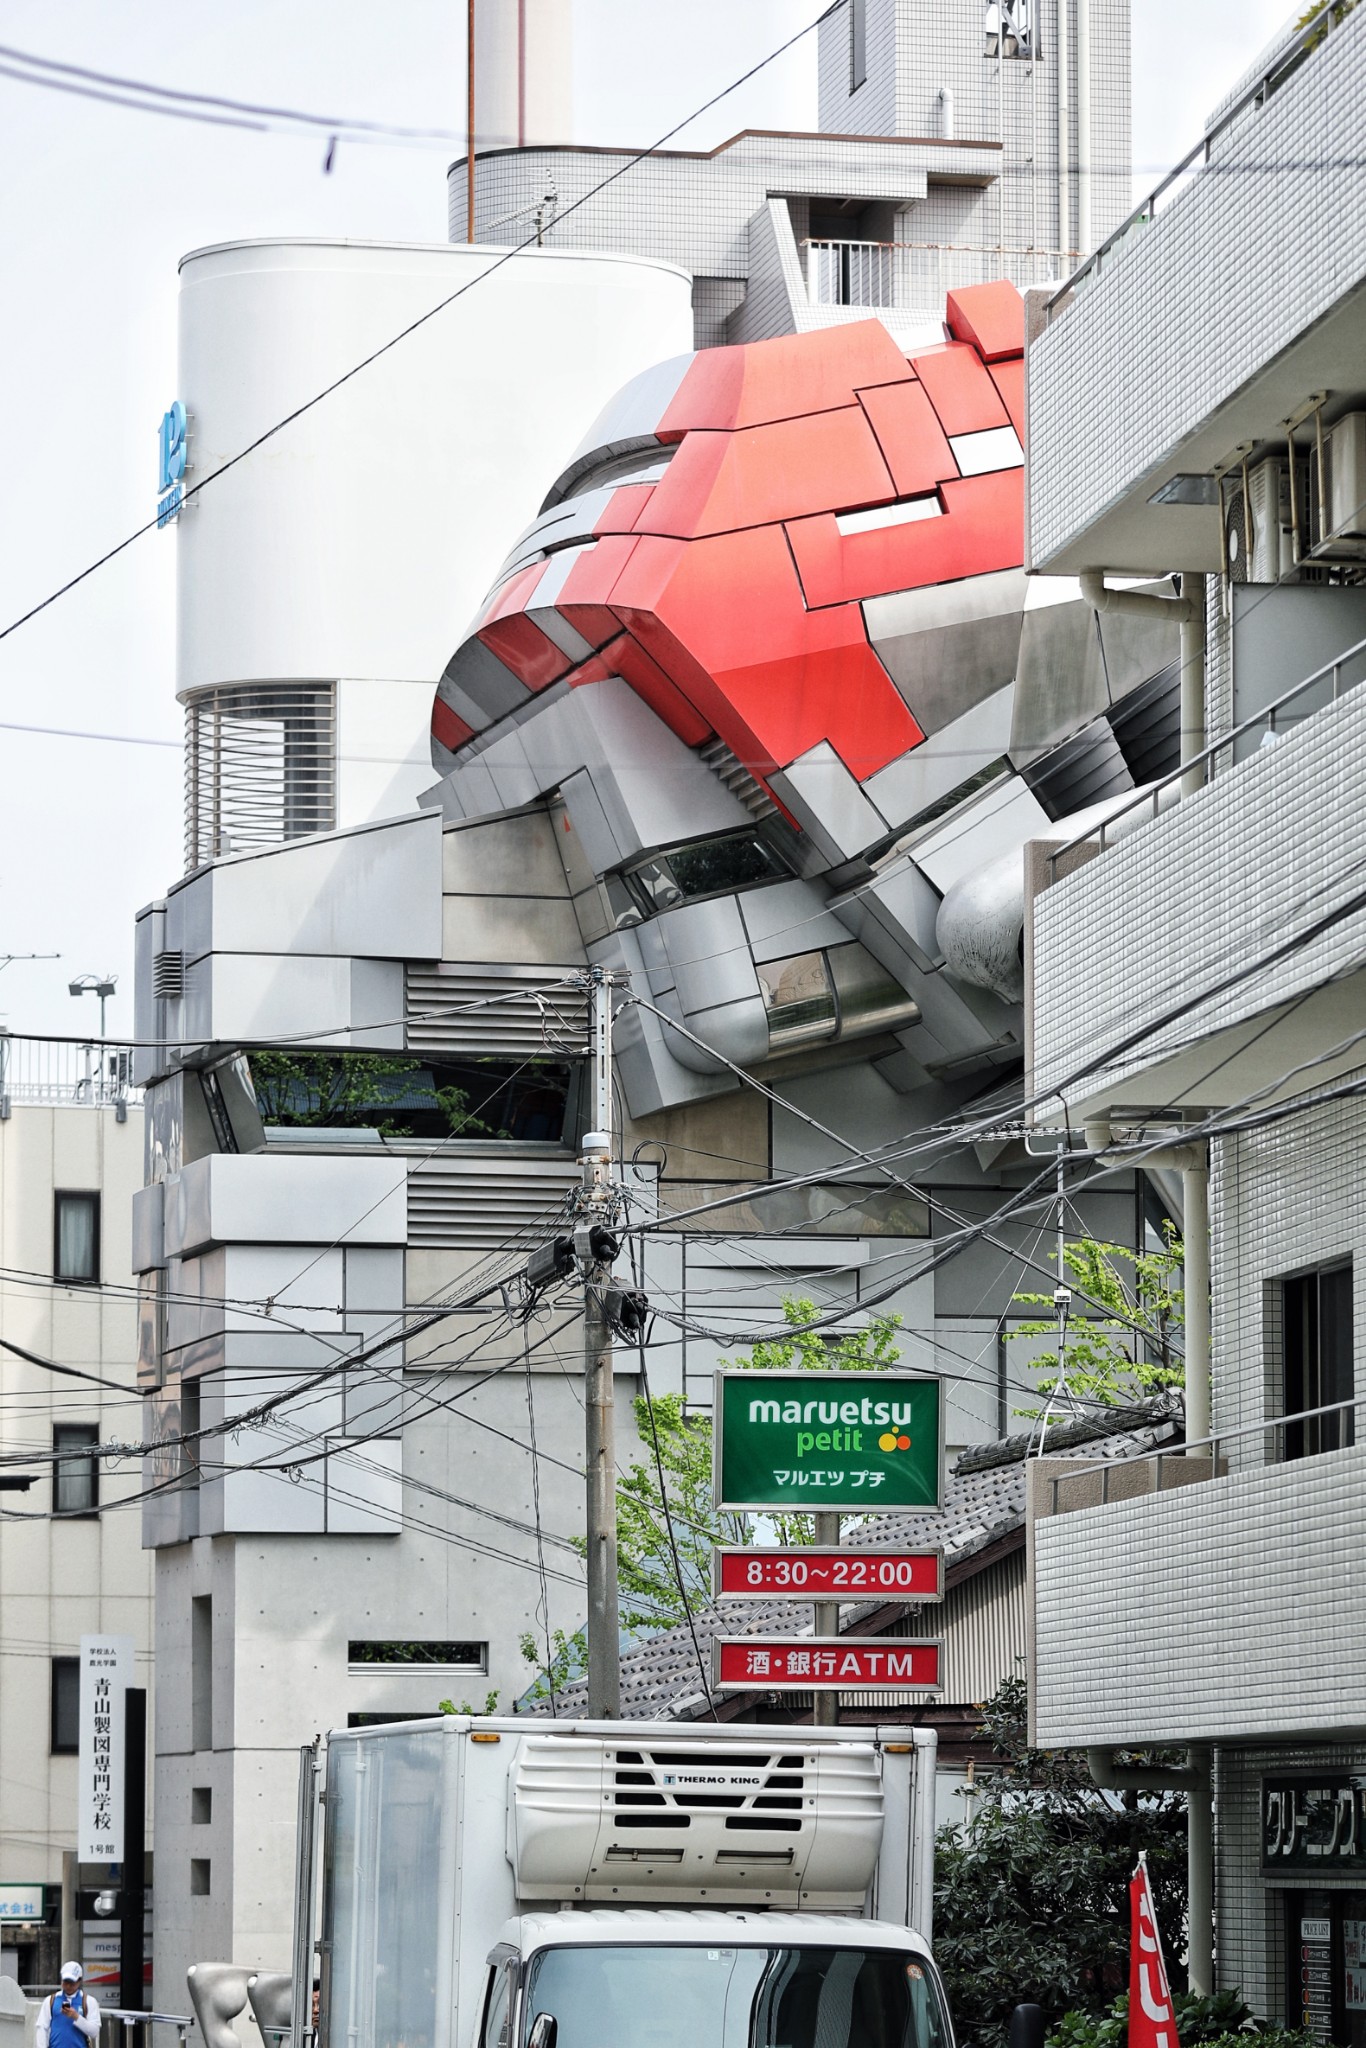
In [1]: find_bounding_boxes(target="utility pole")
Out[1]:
[812,1510,840,1726]
[578,969,620,1718]
[466,0,477,243]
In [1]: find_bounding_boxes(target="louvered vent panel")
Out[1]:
[698,737,778,822]
[406,1158,581,1248]
[406,966,589,1057]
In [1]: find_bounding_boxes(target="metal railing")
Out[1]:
[1045,631,1366,877]
[1046,4,1354,317]
[1046,1392,1363,1513]
[804,238,1076,310]
[98,2011,193,2048]
[184,680,336,871]
[0,1033,139,1111]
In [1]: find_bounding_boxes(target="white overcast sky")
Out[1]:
[0,0,1292,1041]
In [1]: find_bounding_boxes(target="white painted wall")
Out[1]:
[174,239,693,826]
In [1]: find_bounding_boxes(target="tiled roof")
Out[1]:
[538,1394,1184,1721]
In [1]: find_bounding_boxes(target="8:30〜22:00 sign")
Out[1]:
[712,1546,944,1601]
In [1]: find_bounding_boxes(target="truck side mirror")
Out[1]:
[1008,2004,1045,2048]
[528,2015,557,2048]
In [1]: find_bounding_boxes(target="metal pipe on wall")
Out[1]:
[1076,0,1091,249]
[1187,1747,1214,1996]
[1181,573,1208,797]
[1057,0,1072,257]
[1183,1153,1211,1446]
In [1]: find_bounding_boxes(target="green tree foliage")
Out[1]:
[933,1675,1187,2048]
[1007,1230,1184,1409]
[1052,1989,1309,2048]
[518,1626,588,1705]
[437,1690,501,1715]
[611,1297,902,1634]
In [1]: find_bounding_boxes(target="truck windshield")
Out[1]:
[521,1944,951,2048]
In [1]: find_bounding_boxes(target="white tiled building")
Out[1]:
[0,1044,152,1992]
[1024,7,1366,2032]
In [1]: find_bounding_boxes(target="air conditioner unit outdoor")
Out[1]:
[509,1732,885,1907]
[1224,457,1308,583]
[1327,412,1366,546]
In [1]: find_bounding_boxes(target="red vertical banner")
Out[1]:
[1129,1857,1181,2048]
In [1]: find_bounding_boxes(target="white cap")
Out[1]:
[580,1130,611,1158]
[60,1964,82,1983]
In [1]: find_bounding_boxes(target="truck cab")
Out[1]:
[480,1910,954,2048]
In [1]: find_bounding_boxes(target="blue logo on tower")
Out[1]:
[157,401,187,527]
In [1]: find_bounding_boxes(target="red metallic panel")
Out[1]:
[989,356,1026,439]
[611,525,922,781]
[639,409,895,538]
[908,341,1011,436]
[555,533,641,647]
[431,696,475,753]
[593,482,656,535]
[477,612,572,692]
[944,281,1025,363]
[785,468,1024,609]
[714,1637,941,1692]
[857,379,960,496]
[608,631,714,747]
[656,319,914,439]
[560,648,617,690]
[472,559,545,632]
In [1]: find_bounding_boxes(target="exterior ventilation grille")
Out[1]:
[509,1732,884,1906]
[184,681,336,871]
[406,1157,580,1250]
[698,737,779,822]
[406,966,588,1058]
[152,949,185,1000]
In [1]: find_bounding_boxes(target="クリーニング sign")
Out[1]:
[713,1370,942,1512]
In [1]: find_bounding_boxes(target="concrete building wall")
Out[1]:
[0,1099,153,1982]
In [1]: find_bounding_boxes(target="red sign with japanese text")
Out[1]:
[713,1547,943,1601]
[713,1636,941,1692]
[1128,1858,1181,2048]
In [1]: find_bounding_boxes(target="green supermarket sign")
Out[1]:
[713,1370,942,1513]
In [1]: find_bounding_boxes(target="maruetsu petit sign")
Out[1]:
[713,1370,942,1512]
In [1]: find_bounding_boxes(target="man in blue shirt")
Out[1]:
[35,1963,100,2048]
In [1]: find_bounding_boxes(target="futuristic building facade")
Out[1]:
[131,0,1155,2007]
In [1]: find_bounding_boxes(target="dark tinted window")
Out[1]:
[1283,1263,1354,1458]
[51,1657,80,1753]
[621,832,789,916]
[250,1053,572,1142]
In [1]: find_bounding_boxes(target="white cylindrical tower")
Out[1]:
[473,0,572,149]
[173,238,689,857]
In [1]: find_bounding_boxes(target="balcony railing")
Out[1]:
[804,238,1076,310]
[1045,1392,1363,1514]
[1045,2,1355,318]
[0,1033,140,1111]
[1045,631,1366,878]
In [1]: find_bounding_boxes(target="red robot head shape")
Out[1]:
[431,282,1026,806]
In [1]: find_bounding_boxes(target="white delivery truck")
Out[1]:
[296,1715,954,2048]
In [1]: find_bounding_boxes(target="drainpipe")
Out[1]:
[1088,1747,1214,1995]
[1076,0,1091,249]
[1079,573,1212,1450]
[938,85,955,139]
[1057,0,1071,256]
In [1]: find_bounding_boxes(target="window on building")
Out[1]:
[347,1641,486,1670]
[53,1425,100,1516]
[191,1595,213,1751]
[51,1657,80,1754]
[1281,1890,1366,2042]
[190,1859,211,1897]
[1282,1262,1354,1459]
[54,1191,100,1284]
[849,0,866,91]
[985,1,1035,58]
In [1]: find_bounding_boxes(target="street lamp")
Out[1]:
[69,973,117,1041]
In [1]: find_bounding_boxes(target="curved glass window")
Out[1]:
[619,832,789,917]
[522,1944,951,2048]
